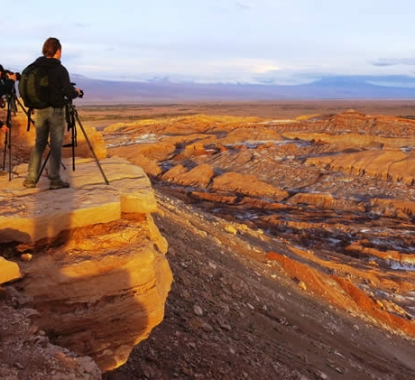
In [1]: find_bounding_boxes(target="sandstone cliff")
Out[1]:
[0,110,172,377]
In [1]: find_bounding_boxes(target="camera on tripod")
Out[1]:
[70,82,84,99]
[0,70,21,82]
[0,65,20,103]
[0,65,21,82]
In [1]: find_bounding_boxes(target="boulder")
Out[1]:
[0,257,22,285]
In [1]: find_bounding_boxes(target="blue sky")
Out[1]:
[3,0,415,85]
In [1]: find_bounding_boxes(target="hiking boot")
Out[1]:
[23,178,36,188]
[49,179,70,190]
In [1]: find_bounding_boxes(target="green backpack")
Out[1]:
[18,63,50,110]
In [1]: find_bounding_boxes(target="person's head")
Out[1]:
[42,37,62,59]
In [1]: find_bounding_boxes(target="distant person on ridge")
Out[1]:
[22,37,82,190]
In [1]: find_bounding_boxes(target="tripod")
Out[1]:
[36,100,109,185]
[1,89,31,181]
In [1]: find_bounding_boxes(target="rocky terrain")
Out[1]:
[103,109,415,329]
[2,101,415,379]
[103,190,415,380]
[103,110,415,379]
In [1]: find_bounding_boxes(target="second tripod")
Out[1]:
[2,91,32,181]
[36,101,109,185]
[1,93,14,180]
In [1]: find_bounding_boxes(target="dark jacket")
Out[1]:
[33,56,78,108]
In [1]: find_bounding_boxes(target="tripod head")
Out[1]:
[0,86,17,118]
[64,98,77,131]
[0,80,17,113]
[64,82,84,128]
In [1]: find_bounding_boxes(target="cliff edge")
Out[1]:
[0,153,172,377]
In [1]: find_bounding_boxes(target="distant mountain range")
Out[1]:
[71,74,415,104]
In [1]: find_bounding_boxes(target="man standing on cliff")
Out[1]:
[23,37,82,190]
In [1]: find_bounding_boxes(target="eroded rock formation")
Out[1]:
[102,111,415,338]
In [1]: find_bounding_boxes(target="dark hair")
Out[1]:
[42,37,62,58]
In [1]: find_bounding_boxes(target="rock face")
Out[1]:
[14,216,171,372]
[0,155,172,373]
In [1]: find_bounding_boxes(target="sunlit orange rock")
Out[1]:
[0,257,22,285]
[211,172,289,201]
[162,163,214,188]
[266,251,279,261]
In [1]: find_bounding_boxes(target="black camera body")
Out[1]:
[70,82,84,99]
[0,65,20,99]
[5,70,21,82]
[0,65,21,81]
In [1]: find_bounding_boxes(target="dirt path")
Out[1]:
[104,190,415,380]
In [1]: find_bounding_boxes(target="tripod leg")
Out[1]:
[2,131,12,181]
[72,122,76,171]
[6,98,12,181]
[8,131,11,181]
[35,150,51,184]
[35,146,67,184]
[2,132,6,171]
[74,111,109,185]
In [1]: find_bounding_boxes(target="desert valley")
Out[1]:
[1,99,415,379]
